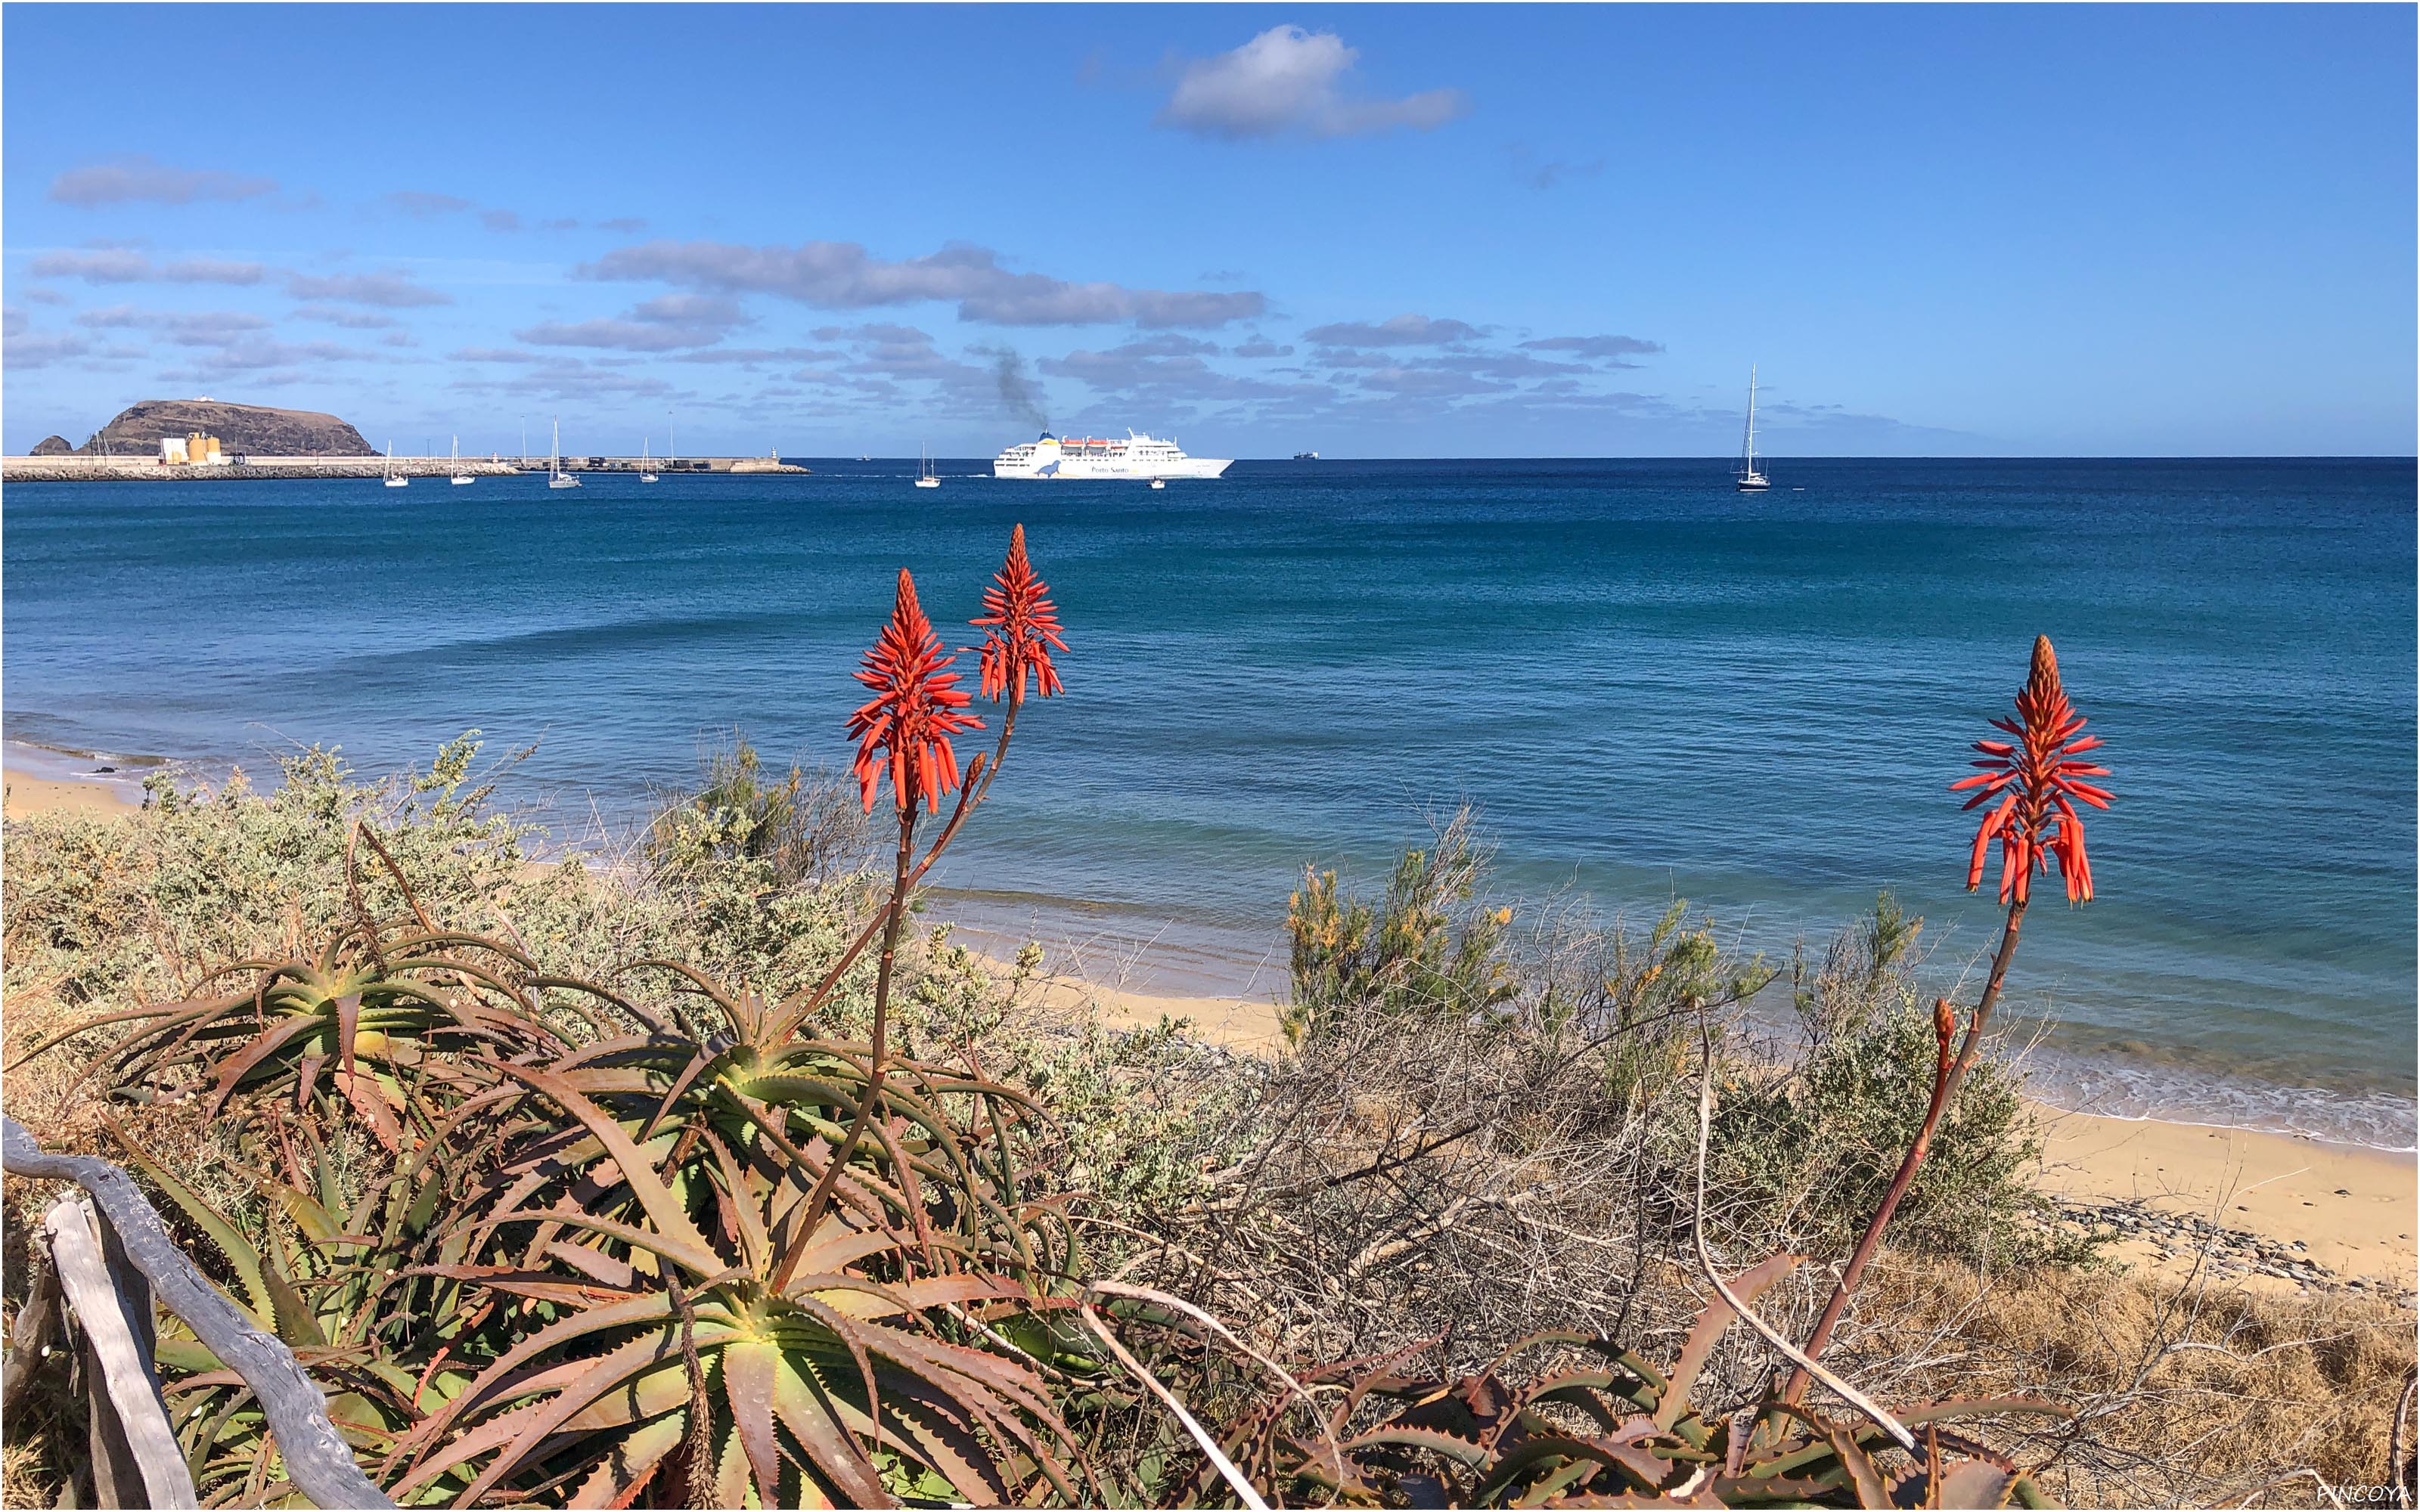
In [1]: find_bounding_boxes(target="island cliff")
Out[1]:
[78,398,371,457]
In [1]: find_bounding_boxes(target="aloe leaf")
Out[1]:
[104,1117,275,1325]
[396,1290,681,1475]
[203,1014,326,1114]
[405,1325,697,1501]
[272,1183,344,1249]
[1660,1253,1801,1427]
[1341,1425,1494,1469]
[771,1350,890,1509]
[722,1340,787,1503]
[566,1408,687,1508]
[490,1061,721,1267]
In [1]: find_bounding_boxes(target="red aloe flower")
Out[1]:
[848,569,983,813]
[971,523,1067,702]
[1951,635,2114,904]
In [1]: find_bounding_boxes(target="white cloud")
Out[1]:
[583,239,1264,329]
[516,292,750,352]
[293,305,399,330]
[48,155,278,206]
[1518,334,1663,364]
[1303,314,1482,347]
[284,271,451,308]
[386,191,476,218]
[75,305,272,347]
[385,191,526,234]
[163,258,267,285]
[1158,26,1468,141]
[450,357,680,402]
[27,249,268,286]
[27,247,151,283]
[5,331,96,368]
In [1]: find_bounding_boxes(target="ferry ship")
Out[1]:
[992,430,1231,480]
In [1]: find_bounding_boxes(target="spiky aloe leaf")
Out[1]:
[104,1117,276,1325]
[1658,1253,1801,1429]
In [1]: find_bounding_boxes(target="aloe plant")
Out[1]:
[383,990,1093,1507]
[105,1117,476,1506]
[14,916,591,1153]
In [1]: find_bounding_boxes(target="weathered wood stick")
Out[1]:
[44,1194,198,1507]
[3,1116,396,1509]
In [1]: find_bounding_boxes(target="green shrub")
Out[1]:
[1708,894,2074,1266]
[642,733,870,888]
[1282,806,1517,1043]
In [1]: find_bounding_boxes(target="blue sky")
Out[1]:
[5,3,2412,457]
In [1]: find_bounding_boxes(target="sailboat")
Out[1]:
[640,436,659,484]
[1736,367,1771,492]
[914,444,940,488]
[383,442,408,488]
[450,435,474,485]
[548,417,582,489]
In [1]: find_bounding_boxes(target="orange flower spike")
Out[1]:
[971,523,1067,703]
[847,569,983,813]
[1951,636,2114,905]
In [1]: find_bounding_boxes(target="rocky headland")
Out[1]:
[71,398,373,457]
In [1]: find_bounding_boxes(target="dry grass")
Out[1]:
[1767,1253,2417,1508]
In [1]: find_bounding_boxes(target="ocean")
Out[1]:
[5,457,2412,1148]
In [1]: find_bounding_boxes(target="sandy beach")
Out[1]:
[10,759,2411,1299]
[2,765,138,820]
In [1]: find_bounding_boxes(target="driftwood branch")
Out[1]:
[45,1194,198,1507]
[3,1114,397,1509]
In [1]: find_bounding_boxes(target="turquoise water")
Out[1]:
[6,458,2413,1146]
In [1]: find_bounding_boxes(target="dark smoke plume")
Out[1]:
[989,349,1049,430]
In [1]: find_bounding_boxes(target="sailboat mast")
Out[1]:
[1745,366,1758,469]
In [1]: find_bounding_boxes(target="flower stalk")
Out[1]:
[783,537,1065,1249]
[1782,635,2109,1407]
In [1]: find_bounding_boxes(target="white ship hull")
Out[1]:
[995,456,1231,479]
[993,430,1230,480]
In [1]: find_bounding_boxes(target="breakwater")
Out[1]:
[2,457,524,482]
[1,454,810,482]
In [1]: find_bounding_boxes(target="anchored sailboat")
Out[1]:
[383,442,408,488]
[548,417,582,489]
[450,435,474,485]
[1736,367,1770,493]
[641,436,658,484]
[915,444,940,488]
